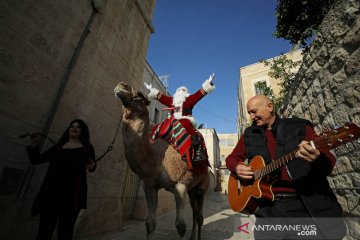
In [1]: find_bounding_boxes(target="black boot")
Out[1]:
[192,135,205,162]
[194,144,205,162]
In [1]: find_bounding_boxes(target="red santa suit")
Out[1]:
[145,74,215,170]
[156,88,208,136]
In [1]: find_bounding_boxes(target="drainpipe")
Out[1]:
[16,1,106,198]
[132,0,155,33]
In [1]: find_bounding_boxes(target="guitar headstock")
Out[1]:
[314,123,360,149]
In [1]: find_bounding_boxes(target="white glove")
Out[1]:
[143,82,159,99]
[202,73,216,93]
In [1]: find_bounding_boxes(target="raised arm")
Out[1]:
[201,73,216,94]
[144,82,160,100]
[25,133,56,165]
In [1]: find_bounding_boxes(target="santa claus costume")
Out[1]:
[145,74,215,168]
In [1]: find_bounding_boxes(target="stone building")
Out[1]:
[218,133,238,194]
[198,128,221,191]
[238,49,303,134]
[142,62,170,127]
[0,0,157,239]
[282,0,360,238]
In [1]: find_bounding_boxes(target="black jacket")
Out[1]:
[244,117,344,218]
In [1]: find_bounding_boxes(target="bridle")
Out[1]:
[122,88,149,106]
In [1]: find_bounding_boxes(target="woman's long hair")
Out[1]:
[57,119,91,152]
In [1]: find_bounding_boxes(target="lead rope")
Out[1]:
[95,118,122,162]
[20,117,122,163]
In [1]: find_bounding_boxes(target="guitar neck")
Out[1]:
[252,122,360,180]
[255,150,297,179]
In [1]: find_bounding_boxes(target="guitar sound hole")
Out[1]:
[241,179,254,187]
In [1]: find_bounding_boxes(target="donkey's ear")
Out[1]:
[137,92,150,106]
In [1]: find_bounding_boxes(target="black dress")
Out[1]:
[27,145,95,216]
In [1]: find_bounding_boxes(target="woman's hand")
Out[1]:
[86,160,96,171]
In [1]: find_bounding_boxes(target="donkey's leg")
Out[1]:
[143,184,158,240]
[174,183,187,238]
[187,188,198,240]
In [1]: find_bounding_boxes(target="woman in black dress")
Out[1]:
[27,119,96,240]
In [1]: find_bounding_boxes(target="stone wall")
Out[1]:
[0,0,155,239]
[283,0,360,238]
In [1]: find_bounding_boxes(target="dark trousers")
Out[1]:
[35,208,80,240]
[254,198,345,240]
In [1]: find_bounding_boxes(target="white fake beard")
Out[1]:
[173,91,188,107]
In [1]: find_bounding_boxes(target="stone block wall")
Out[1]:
[283,0,360,238]
[0,0,155,239]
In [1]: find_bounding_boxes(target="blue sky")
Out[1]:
[146,0,293,133]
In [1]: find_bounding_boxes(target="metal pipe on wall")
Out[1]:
[16,7,98,199]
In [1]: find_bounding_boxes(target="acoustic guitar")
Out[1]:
[227,123,360,214]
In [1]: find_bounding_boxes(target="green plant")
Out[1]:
[274,0,335,47]
[259,54,301,112]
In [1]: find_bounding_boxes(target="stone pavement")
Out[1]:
[79,191,255,240]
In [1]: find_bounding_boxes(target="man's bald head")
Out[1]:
[247,95,273,109]
[246,95,276,129]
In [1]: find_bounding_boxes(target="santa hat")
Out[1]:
[175,86,190,97]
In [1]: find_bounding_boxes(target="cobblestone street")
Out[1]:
[79,191,254,240]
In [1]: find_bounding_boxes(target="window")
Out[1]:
[220,138,235,146]
[254,80,267,95]
[227,139,234,146]
[219,139,227,146]
[221,155,225,161]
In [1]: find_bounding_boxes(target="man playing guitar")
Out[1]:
[226,95,346,239]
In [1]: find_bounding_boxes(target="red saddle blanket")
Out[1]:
[151,115,209,172]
